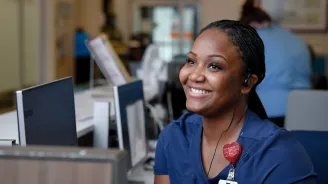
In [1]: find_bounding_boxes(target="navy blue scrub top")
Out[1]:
[154,110,316,184]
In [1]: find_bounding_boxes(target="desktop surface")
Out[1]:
[0,83,156,183]
[0,110,94,144]
[0,85,116,144]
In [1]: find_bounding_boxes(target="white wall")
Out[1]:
[24,1,41,86]
[200,0,244,28]
[38,0,104,83]
[0,1,20,92]
[41,0,55,82]
[0,0,41,93]
[75,0,103,37]
[0,0,106,93]
[113,0,129,42]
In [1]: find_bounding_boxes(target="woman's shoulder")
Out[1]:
[250,122,312,162]
[257,129,316,182]
[243,111,310,157]
[241,112,316,182]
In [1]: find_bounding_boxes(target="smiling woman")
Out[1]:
[180,28,250,118]
[154,20,316,184]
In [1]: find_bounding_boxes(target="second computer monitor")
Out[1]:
[113,80,147,171]
[16,77,78,146]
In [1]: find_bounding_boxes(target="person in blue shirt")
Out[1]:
[239,0,311,127]
[154,20,316,184]
[74,27,91,84]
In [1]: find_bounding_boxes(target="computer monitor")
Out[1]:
[113,80,148,171]
[16,77,78,146]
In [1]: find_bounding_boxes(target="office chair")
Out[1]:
[285,90,328,183]
[285,90,328,131]
[165,60,187,120]
[135,44,167,129]
[290,131,328,184]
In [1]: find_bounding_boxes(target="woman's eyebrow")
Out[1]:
[188,51,228,64]
[188,51,197,56]
[208,54,228,63]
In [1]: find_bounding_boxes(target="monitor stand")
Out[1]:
[108,131,157,184]
[127,152,155,184]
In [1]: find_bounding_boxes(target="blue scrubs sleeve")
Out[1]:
[154,133,168,175]
[262,139,316,183]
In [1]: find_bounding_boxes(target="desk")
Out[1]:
[75,86,115,121]
[0,110,95,144]
[0,84,154,144]
[0,85,155,183]
[0,87,115,144]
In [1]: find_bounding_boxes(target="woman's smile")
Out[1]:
[187,86,212,98]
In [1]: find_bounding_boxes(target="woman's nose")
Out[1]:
[188,69,205,82]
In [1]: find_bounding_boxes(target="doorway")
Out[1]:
[131,0,200,61]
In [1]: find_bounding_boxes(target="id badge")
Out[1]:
[218,167,238,184]
[218,180,238,184]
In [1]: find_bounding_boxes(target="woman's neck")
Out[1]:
[202,102,247,145]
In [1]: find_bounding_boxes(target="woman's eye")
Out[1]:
[208,63,221,70]
[186,58,195,65]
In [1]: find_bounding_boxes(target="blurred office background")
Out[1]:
[1,0,328,183]
[0,0,327,114]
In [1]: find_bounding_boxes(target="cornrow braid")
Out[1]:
[199,20,266,87]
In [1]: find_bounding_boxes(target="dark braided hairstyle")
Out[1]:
[199,20,268,119]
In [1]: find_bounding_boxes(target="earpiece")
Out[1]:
[243,73,251,87]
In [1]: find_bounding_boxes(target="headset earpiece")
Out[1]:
[243,73,251,87]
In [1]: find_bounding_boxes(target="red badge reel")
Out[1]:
[223,142,243,167]
[220,142,243,183]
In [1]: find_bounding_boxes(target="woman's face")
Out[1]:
[179,29,246,117]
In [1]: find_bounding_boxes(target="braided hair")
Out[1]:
[199,20,268,119]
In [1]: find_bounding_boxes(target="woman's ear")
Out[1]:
[241,74,258,95]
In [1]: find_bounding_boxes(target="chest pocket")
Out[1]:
[176,170,198,184]
[176,163,198,184]
[178,176,198,184]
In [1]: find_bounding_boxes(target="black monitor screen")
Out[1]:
[16,77,77,146]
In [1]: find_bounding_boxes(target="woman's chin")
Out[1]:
[186,102,222,117]
[186,103,206,115]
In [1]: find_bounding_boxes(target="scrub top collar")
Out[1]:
[187,110,264,182]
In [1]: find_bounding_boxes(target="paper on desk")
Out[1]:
[126,100,147,166]
[87,35,131,86]
[0,139,15,146]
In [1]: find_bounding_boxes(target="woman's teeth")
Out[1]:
[190,88,209,94]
